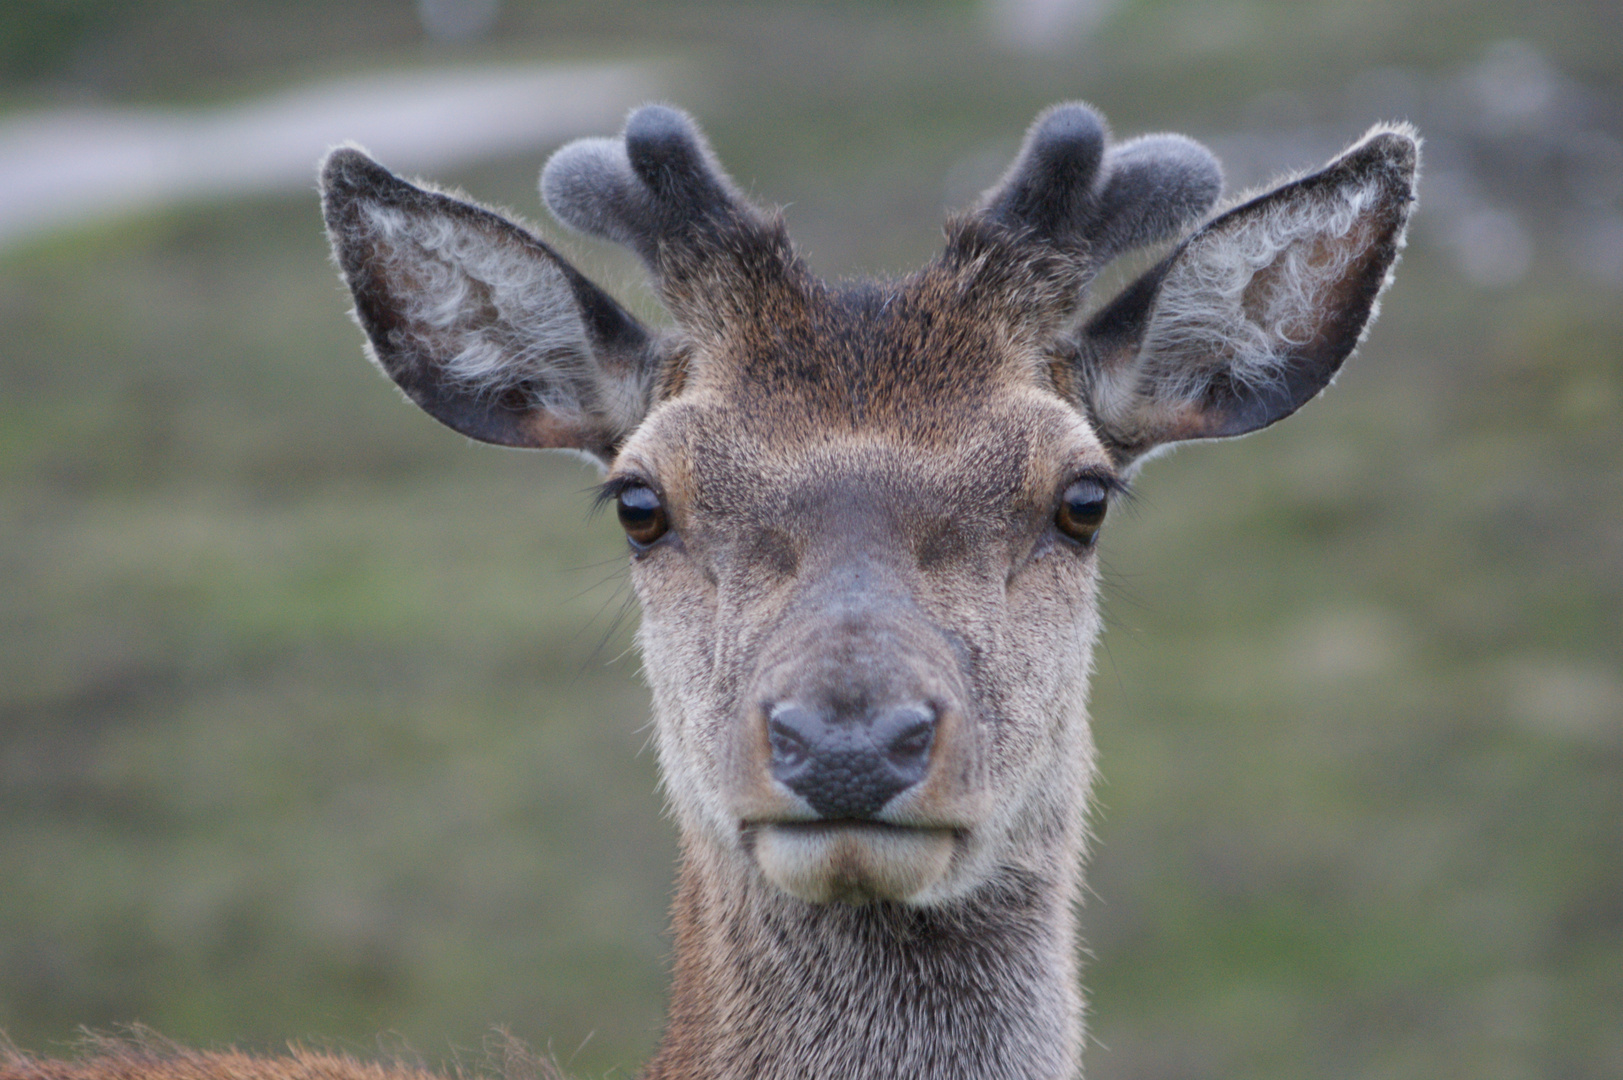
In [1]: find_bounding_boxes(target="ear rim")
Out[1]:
[1072,123,1420,468]
[320,145,658,465]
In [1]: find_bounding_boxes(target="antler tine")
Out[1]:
[977,103,1110,244]
[971,102,1224,271]
[1090,133,1224,263]
[541,104,765,273]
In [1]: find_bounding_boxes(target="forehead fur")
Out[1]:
[667,234,1088,443]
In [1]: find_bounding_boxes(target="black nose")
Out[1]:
[767,701,937,819]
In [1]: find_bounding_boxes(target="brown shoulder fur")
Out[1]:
[0,1031,563,1080]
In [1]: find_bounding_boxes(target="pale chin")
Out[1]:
[752,823,957,904]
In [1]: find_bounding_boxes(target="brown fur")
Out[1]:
[0,1031,563,1080]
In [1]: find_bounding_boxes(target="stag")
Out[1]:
[2,102,1416,1080]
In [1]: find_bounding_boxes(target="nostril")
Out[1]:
[767,705,819,779]
[885,719,932,766]
[872,703,937,783]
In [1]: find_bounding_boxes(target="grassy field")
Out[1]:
[2,2,1620,1078]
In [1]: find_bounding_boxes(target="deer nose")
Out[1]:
[766,701,937,819]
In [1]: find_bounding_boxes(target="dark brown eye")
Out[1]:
[1056,479,1108,546]
[616,484,668,548]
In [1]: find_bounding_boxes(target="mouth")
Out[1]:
[746,820,960,904]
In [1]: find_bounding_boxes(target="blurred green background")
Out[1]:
[1,2,1619,1078]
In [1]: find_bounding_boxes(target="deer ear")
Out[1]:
[320,147,662,465]
[1073,125,1418,466]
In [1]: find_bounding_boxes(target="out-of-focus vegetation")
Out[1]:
[2,2,1619,1078]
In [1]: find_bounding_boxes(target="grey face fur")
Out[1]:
[321,103,1417,1080]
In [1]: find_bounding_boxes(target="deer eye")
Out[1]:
[1056,479,1108,546]
[616,484,669,548]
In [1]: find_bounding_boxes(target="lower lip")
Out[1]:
[748,820,959,904]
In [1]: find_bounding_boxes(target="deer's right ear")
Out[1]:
[320,148,662,465]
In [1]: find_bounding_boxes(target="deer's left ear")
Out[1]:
[321,148,664,465]
[1071,125,1418,467]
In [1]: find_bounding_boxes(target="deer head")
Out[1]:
[320,101,1415,1076]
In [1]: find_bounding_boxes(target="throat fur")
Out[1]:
[644,848,1082,1080]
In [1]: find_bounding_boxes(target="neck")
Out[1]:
[642,840,1083,1080]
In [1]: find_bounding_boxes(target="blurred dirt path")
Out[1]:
[0,62,659,249]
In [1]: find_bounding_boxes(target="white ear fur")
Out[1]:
[1082,124,1419,461]
[357,202,600,410]
[354,200,653,441]
[1137,154,1388,405]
